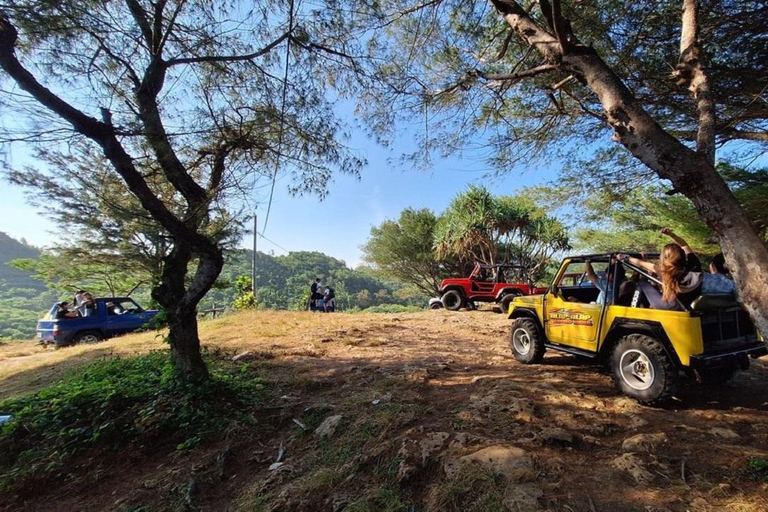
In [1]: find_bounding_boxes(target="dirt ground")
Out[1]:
[2,308,768,511]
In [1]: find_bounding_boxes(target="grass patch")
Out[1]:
[0,351,264,491]
[346,487,410,511]
[426,469,508,512]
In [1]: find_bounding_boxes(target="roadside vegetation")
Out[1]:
[0,350,264,494]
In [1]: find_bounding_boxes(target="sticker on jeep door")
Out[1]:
[549,308,594,326]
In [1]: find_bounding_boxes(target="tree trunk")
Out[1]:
[152,243,223,383]
[490,0,768,334]
[166,303,209,383]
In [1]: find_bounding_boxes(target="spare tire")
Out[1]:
[441,290,464,311]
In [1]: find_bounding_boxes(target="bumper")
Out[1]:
[689,342,768,371]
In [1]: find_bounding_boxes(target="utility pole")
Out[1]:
[252,213,257,295]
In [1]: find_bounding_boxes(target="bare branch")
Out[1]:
[125,0,154,51]
[166,32,289,67]
[476,64,559,82]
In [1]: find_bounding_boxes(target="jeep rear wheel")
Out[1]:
[611,334,677,405]
[74,330,103,345]
[441,290,464,311]
[509,318,545,364]
[500,291,522,315]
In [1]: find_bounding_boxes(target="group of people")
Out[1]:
[54,290,96,319]
[584,228,735,310]
[309,278,336,312]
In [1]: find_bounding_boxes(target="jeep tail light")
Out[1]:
[53,325,60,335]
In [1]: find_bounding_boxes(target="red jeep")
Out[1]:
[438,263,546,312]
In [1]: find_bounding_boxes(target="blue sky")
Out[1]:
[0,120,559,268]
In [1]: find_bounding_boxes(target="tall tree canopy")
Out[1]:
[435,185,569,271]
[349,0,768,332]
[0,0,363,381]
[362,207,462,296]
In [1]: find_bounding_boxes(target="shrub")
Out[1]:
[0,351,263,490]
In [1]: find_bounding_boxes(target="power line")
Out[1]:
[262,0,294,235]
[255,230,291,254]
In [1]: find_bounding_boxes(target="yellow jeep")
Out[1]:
[507,253,767,405]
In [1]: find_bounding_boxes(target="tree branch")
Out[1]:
[125,0,154,51]
[166,32,290,67]
[475,64,559,82]
[0,15,215,256]
[675,0,716,165]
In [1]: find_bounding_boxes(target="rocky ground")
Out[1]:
[2,308,768,511]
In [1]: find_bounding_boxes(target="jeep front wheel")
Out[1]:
[441,290,464,311]
[611,334,677,405]
[509,318,545,364]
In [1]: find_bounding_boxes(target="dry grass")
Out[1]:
[0,309,482,400]
[3,309,768,512]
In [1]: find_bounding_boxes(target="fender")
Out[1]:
[601,318,683,368]
[439,285,465,296]
[508,307,546,336]
[495,287,525,300]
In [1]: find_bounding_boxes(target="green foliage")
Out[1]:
[435,185,570,273]
[0,232,45,291]
[353,1,767,186]
[362,208,458,296]
[233,275,258,310]
[216,250,427,312]
[0,351,264,490]
[748,457,768,483]
[534,163,768,257]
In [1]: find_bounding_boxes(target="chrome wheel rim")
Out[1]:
[512,328,531,356]
[619,349,655,390]
[79,334,100,344]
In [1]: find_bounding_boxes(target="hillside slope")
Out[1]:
[1,310,768,511]
[0,232,44,291]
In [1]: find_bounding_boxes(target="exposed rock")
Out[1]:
[232,351,254,362]
[506,397,536,422]
[444,445,534,482]
[503,483,543,511]
[396,431,450,481]
[610,453,654,484]
[314,415,343,440]
[419,432,450,464]
[709,427,740,439]
[448,432,486,449]
[621,432,669,453]
[537,427,574,445]
[627,416,649,429]
[268,462,284,471]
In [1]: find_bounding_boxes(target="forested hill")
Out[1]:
[204,249,426,312]
[0,235,425,339]
[0,232,45,291]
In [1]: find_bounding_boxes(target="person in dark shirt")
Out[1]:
[55,302,79,319]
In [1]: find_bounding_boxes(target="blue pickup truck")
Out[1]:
[36,297,159,346]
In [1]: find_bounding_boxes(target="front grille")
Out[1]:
[700,308,756,351]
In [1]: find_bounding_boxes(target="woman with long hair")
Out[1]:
[618,228,703,310]
[619,244,703,310]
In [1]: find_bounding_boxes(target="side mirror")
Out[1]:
[550,285,559,297]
